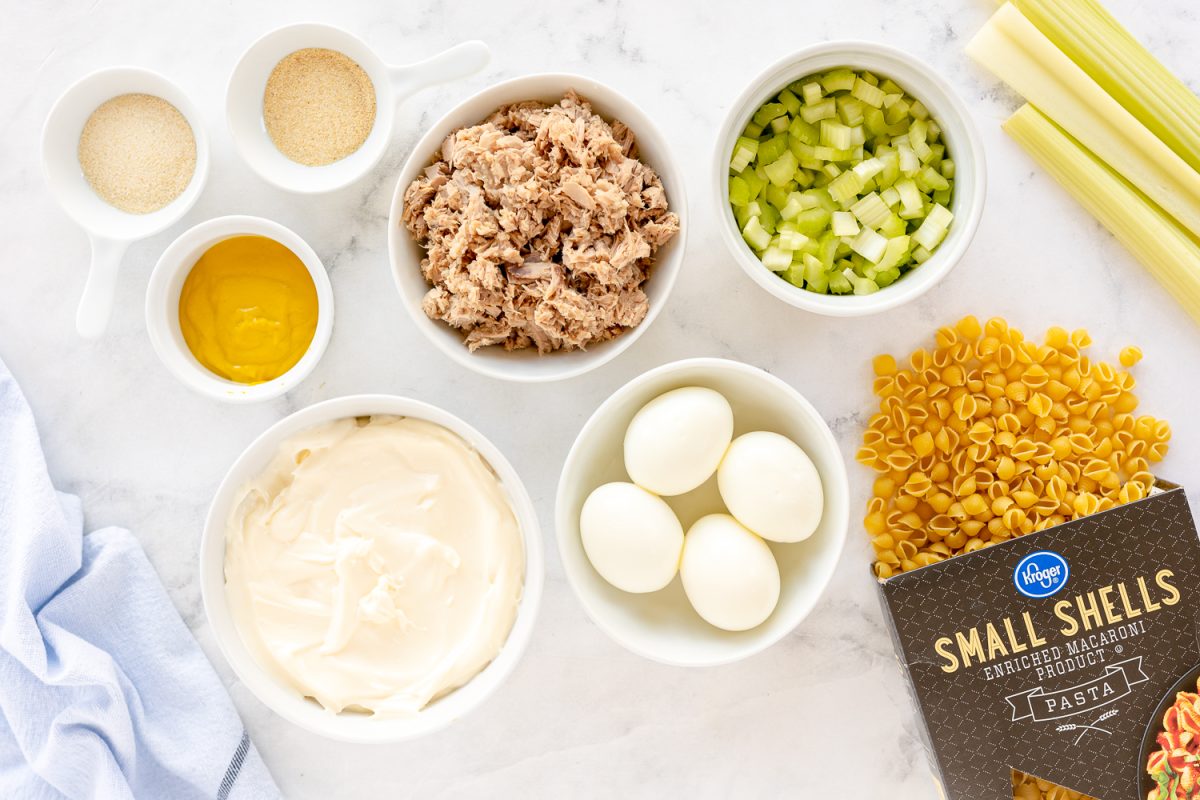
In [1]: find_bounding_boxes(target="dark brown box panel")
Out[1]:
[878,484,1200,800]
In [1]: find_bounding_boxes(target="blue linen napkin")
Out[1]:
[0,357,279,800]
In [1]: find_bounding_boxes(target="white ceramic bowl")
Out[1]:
[387,73,688,383]
[200,394,544,743]
[712,41,986,316]
[555,358,849,666]
[42,66,210,338]
[145,215,333,403]
[227,24,488,193]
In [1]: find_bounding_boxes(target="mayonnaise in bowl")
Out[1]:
[224,414,525,717]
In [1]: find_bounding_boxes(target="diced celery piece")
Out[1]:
[878,151,900,188]
[753,102,787,127]
[822,163,841,180]
[879,79,903,95]
[779,191,815,220]
[913,138,934,163]
[743,121,764,138]
[746,201,762,218]
[740,168,766,200]
[778,89,802,117]
[729,176,751,206]
[898,144,920,176]
[794,168,815,188]
[789,138,816,161]
[852,77,886,108]
[875,267,902,287]
[831,211,860,236]
[760,203,780,234]
[912,245,932,264]
[895,178,923,218]
[828,271,853,294]
[910,100,929,120]
[764,151,799,186]
[852,157,884,182]
[933,187,953,206]
[927,120,942,141]
[860,71,879,85]
[845,268,880,295]
[876,235,911,271]
[802,253,825,283]
[730,136,759,173]
[761,245,792,271]
[822,69,857,93]
[743,216,771,251]
[769,116,790,134]
[807,188,837,212]
[788,116,819,145]
[850,192,891,229]
[879,213,907,238]
[782,262,805,288]
[912,204,954,250]
[838,97,866,127]
[926,143,945,167]
[828,170,863,204]
[909,119,928,147]
[765,182,792,209]
[880,186,901,207]
[758,134,789,166]
[801,82,823,105]
[849,126,866,147]
[864,107,888,137]
[885,97,911,124]
[778,229,809,250]
[820,120,852,150]
[850,227,888,262]
[799,157,824,171]
[792,207,832,236]
[882,93,902,109]
[920,165,950,192]
[800,98,837,123]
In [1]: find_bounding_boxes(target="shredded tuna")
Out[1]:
[402,91,680,353]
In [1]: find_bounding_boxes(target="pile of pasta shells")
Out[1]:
[857,315,1170,579]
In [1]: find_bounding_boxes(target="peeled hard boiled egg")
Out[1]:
[623,387,734,496]
[718,431,824,543]
[580,482,684,594]
[680,514,780,631]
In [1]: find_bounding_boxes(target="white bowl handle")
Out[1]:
[76,235,129,339]
[388,41,490,102]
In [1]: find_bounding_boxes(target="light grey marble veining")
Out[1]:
[2,1,1199,796]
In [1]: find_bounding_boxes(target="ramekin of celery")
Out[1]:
[715,43,979,311]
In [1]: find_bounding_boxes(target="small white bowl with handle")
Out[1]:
[227,23,490,193]
[42,67,210,338]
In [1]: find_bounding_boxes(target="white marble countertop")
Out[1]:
[4,0,1200,797]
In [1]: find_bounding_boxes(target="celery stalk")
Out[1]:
[1010,0,1200,173]
[1004,104,1200,324]
[967,4,1200,239]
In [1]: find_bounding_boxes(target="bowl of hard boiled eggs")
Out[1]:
[555,358,849,666]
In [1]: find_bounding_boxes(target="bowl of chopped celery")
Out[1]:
[713,41,985,315]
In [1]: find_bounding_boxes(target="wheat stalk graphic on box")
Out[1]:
[1057,709,1120,745]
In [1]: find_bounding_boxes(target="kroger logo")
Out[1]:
[1013,551,1070,599]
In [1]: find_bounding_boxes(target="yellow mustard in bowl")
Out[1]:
[179,235,318,384]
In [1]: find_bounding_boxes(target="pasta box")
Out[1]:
[876,481,1200,799]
